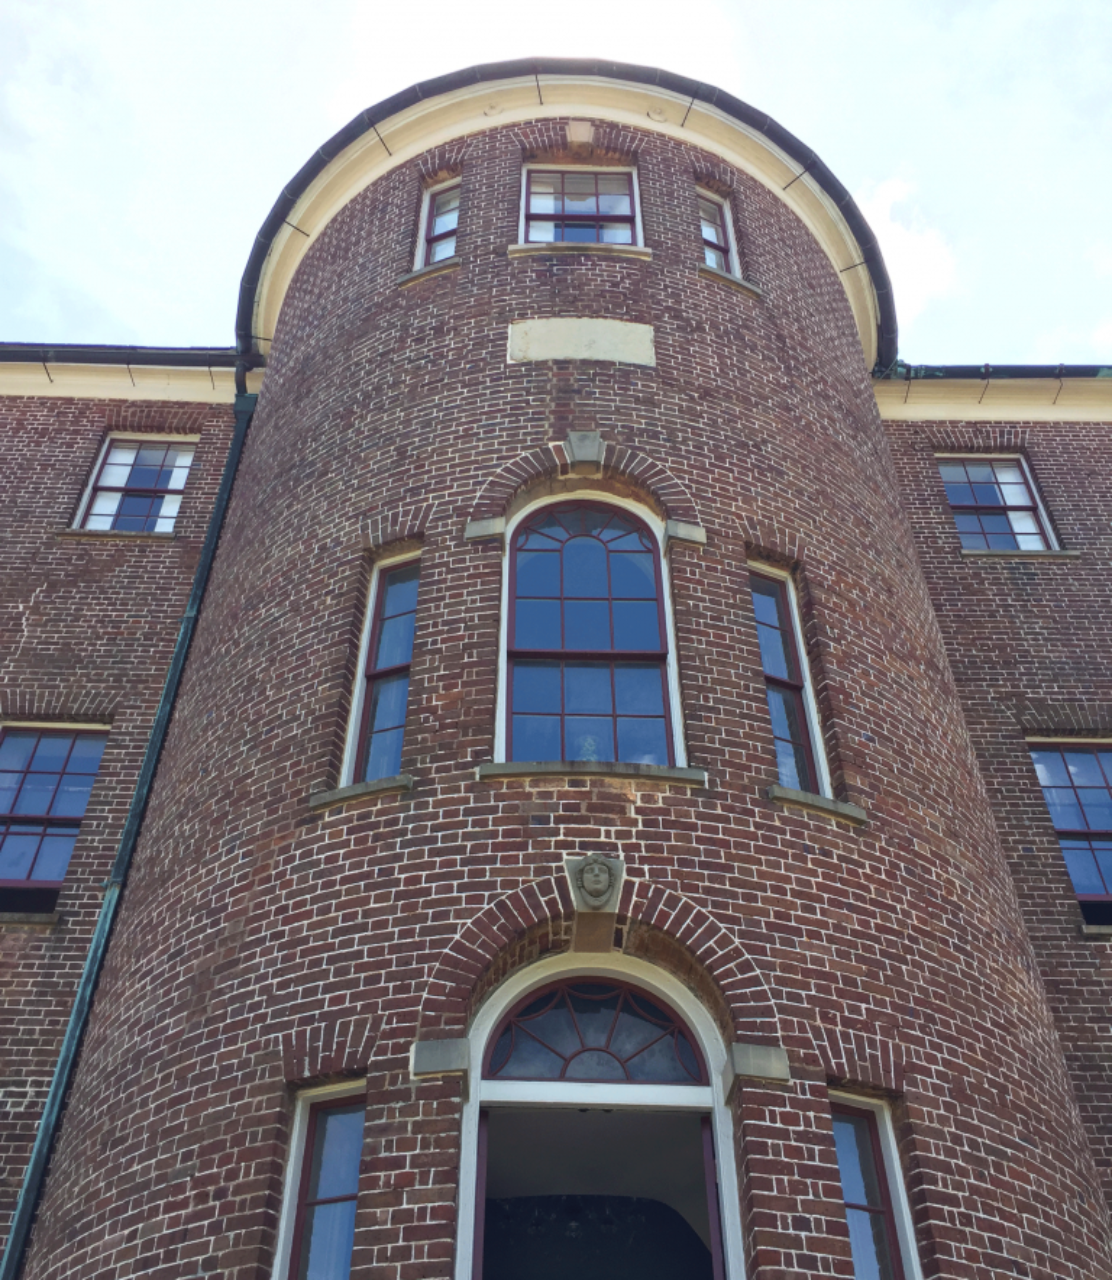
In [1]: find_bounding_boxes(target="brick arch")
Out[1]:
[467,439,702,529]
[416,875,786,1048]
[362,498,451,552]
[811,1021,909,1093]
[271,1013,379,1084]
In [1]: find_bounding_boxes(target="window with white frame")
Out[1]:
[828,1093,923,1280]
[417,180,461,268]
[697,191,737,275]
[273,1082,366,1280]
[748,566,830,796]
[936,455,1057,551]
[342,556,420,786]
[498,498,685,768]
[76,436,196,533]
[520,168,641,246]
[454,956,745,1280]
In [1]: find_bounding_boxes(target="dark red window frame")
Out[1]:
[422,181,460,266]
[0,728,106,912]
[937,456,1052,551]
[698,192,732,273]
[287,1096,365,1280]
[508,502,674,767]
[355,559,420,783]
[831,1102,906,1280]
[524,169,637,245]
[1030,744,1112,924]
[81,437,195,533]
[749,570,819,794]
[483,978,708,1084]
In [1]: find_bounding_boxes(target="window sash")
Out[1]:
[1030,744,1112,901]
[286,1098,365,1280]
[937,457,1053,550]
[524,170,637,244]
[698,194,733,273]
[82,439,194,533]
[355,561,419,782]
[830,1103,907,1280]
[422,182,460,266]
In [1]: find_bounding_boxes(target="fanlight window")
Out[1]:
[484,980,706,1084]
[508,502,673,766]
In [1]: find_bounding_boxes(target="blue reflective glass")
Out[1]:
[365,727,403,781]
[515,599,561,649]
[1079,790,1112,829]
[0,830,39,879]
[1094,842,1112,892]
[616,718,668,766]
[1031,751,1069,787]
[944,482,975,505]
[1044,789,1085,830]
[563,223,597,242]
[381,564,419,617]
[972,483,1002,505]
[32,833,77,881]
[516,550,560,598]
[374,613,415,669]
[0,774,20,812]
[756,623,791,679]
[1062,844,1105,895]
[0,733,36,772]
[50,775,94,818]
[563,538,608,597]
[750,584,781,626]
[369,673,409,732]
[774,738,804,790]
[310,1106,365,1200]
[31,736,72,771]
[512,716,561,762]
[513,662,561,713]
[14,775,58,815]
[564,664,612,714]
[565,718,614,762]
[564,601,610,650]
[68,736,106,771]
[610,552,656,598]
[298,1200,358,1280]
[612,601,659,651]
[1065,752,1105,786]
[614,664,664,715]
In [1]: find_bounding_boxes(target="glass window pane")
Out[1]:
[750,586,781,626]
[704,246,728,271]
[90,492,122,516]
[845,1207,897,1280]
[365,727,404,781]
[518,1000,580,1057]
[528,174,561,213]
[0,733,37,772]
[85,514,114,531]
[972,483,1002,505]
[614,664,665,716]
[953,513,983,532]
[373,614,416,669]
[382,564,419,617]
[1062,843,1106,895]
[616,717,669,766]
[368,673,409,733]
[937,463,967,482]
[99,464,133,487]
[565,717,615,762]
[515,599,561,649]
[0,775,21,812]
[105,444,138,466]
[527,219,557,242]
[568,989,621,1045]
[31,832,77,881]
[50,775,94,818]
[610,553,656,598]
[157,494,181,524]
[833,1113,883,1207]
[773,738,806,791]
[296,1200,358,1280]
[612,601,660,651]
[0,829,41,880]
[1065,751,1104,786]
[562,538,609,597]
[516,550,561,598]
[1000,484,1030,507]
[564,1050,626,1080]
[1008,511,1040,534]
[564,664,612,714]
[1094,842,1112,892]
[14,775,60,815]
[429,236,456,262]
[1044,788,1085,829]
[957,531,988,550]
[597,175,632,214]
[1079,790,1112,829]
[512,662,561,713]
[309,1106,365,1200]
[68,735,105,771]
[624,1033,691,1082]
[496,1031,565,1078]
[966,463,995,483]
[563,223,597,243]
[993,463,1024,484]
[512,716,561,762]
[944,482,975,506]
[563,173,597,212]
[564,600,611,650]
[1016,533,1046,550]
[756,623,791,680]
[598,223,634,244]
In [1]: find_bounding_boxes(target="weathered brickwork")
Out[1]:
[6,108,1111,1280]
[883,415,1112,1195]
[0,397,234,1242]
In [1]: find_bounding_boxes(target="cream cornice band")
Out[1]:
[0,363,264,404]
[244,64,889,372]
[873,377,1112,423]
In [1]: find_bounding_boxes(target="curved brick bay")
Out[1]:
[17,82,1112,1279]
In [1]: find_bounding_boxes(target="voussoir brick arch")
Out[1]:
[416,875,789,1050]
[467,439,703,529]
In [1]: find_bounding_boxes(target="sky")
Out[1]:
[1,0,1110,366]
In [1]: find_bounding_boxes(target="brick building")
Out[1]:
[1,59,1111,1280]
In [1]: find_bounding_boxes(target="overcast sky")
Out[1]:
[1,0,1109,365]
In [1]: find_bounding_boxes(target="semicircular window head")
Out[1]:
[484,979,706,1084]
[508,502,673,767]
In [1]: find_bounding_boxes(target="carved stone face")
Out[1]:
[579,858,612,902]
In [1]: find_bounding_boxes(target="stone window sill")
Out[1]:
[507,242,653,263]
[0,911,60,930]
[398,257,461,287]
[767,784,867,826]
[309,774,414,811]
[697,264,762,298]
[478,760,708,786]
[57,529,176,541]
[959,549,1080,560]
[1080,923,1112,939]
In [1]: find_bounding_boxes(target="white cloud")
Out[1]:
[855,179,958,333]
[1092,320,1112,352]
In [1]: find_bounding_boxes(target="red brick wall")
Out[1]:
[16,119,1112,1279]
[0,396,234,1243]
[882,415,1112,1196]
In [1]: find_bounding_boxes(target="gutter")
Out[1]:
[875,360,1112,381]
[0,372,259,1279]
[0,343,262,370]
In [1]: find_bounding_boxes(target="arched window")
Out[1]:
[508,502,673,766]
[460,968,740,1280]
